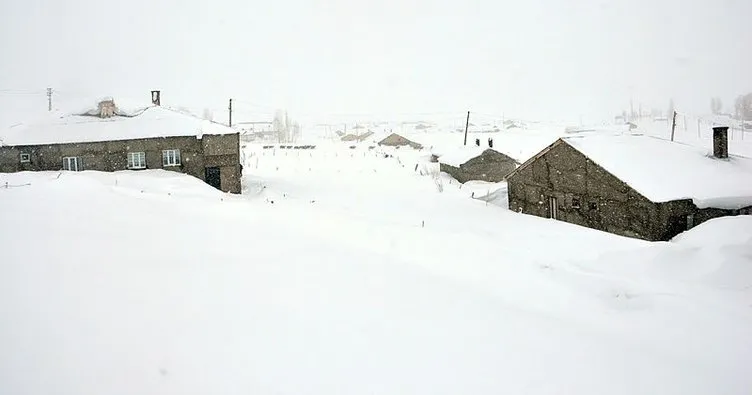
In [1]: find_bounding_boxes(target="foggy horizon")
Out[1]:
[1,0,751,125]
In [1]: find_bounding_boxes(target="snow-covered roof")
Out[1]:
[438,146,520,167]
[563,134,752,209]
[438,146,489,167]
[0,100,237,146]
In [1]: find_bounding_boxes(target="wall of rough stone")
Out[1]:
[0,133,242,193]
[508,141,667,240]
[439,150,517,183]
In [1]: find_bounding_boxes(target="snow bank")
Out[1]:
[2,140,752,395]
[0,170,227,200]
[577,215,752,294]
[468,181,509,208]
[673,215,752,246]
[564,134,752,209]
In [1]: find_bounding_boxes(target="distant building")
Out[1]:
[236,121,275,142]
[377,133,422,149]
[0,93,242,193]
[341,131,374,142]
[438,147,519,183]
[506,128,752,241]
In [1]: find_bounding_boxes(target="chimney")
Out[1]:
[151,90,161,106]
[712,126,729,159]
[97,98,116,118]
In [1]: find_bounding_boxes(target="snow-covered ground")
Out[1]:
[2,138,751,394]
[633,116,752,157]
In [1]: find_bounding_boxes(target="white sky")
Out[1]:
[1,0,751,124]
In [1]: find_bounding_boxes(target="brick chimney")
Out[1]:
[151,90,161,106]
[713,126,728,159]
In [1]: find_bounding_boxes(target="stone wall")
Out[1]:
[508,141,666,240]
[507,140,745,241]
[440,150,518,183]
[0,133,242,193]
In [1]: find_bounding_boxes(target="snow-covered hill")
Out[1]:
[1,158,751,394]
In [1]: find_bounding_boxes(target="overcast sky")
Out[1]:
[1,0,750,124]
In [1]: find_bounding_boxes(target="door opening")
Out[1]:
[205,167,222,190]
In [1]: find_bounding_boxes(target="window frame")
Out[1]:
[127,151,147,170]
[686,214,695,230]
[549,196,558,219]
[62,156,82,172]
[162,149,181,167]
[20,153,30,163]
[572,196,581,209]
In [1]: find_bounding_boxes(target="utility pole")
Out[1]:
[463,111,470,146]
[228,98,233,127]
[630,98,634,121]
[670,110,677,141]
[46,87,52,111]
[697,118,701,138]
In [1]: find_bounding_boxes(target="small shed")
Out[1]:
[377,133,422,149]
[341,131,374,142]
[438,147,519,183]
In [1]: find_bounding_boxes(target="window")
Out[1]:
[572,196,581,209]
[20,153,30,163]
[162,149,181,167]
[127,152,146,169]
[62,157,82,171]
[686,214,695,230]
[549,196,558,220]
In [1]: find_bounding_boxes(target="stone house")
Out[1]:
[0,95,242,193]
[506,128,752,241]
[378,133,423,149]
[341,131,374,142]
[438,147,520,183]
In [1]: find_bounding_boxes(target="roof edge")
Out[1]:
[505,138,565,180]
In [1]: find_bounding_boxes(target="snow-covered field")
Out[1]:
[1,137,752,394]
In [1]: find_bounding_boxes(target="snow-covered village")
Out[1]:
[1,1,752,394]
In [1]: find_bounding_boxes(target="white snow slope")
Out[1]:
[1,145,752,395]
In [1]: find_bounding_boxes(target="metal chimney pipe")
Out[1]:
[151,90,161,106]
[712,126,729,159]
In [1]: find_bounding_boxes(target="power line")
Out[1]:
[0,91,46,96]
[231,99,276,111]
[0,88,45,94]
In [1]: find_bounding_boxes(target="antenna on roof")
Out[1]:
[670,110,677,141]
[463,111,470,146]
[151,90,161,106]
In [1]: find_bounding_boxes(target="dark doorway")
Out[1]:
[205,167,221,190]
